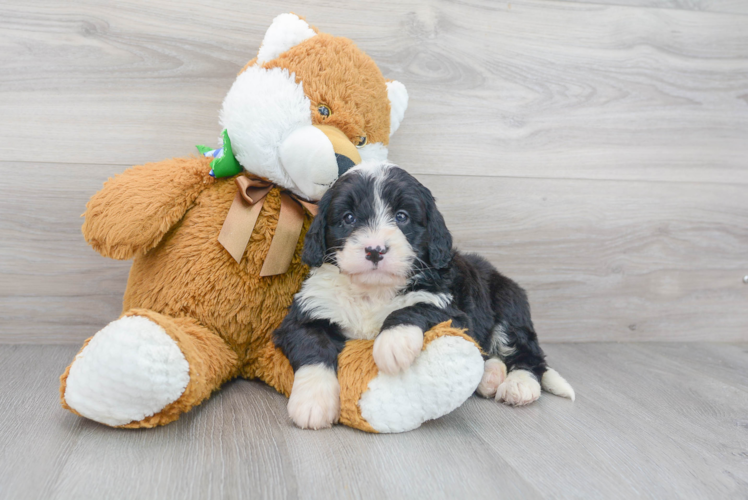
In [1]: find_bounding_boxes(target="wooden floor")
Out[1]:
[1,342,746,499]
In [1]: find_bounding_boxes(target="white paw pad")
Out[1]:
[64,316,190,426]
[496,369,541,406]
[476,358,507,398]
[373,325,424,375]
[288,364,340,430]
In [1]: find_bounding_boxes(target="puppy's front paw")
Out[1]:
[288,364,340,430]
[373,325,424,375]
[496,369,541,406]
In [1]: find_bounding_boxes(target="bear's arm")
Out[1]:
[82,156,215,260]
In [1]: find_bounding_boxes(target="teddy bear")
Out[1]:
[59,13,484,433]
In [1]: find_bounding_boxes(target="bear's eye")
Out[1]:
[317,104,331,118]
[356,136,367,147]
[343,212,356,225]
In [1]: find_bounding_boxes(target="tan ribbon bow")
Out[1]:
[217,176,318,276]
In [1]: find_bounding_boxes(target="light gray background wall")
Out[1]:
[1,0,746,343]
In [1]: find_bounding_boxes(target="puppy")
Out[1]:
[274,161,575,429]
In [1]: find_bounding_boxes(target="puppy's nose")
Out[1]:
[365,246,388,264]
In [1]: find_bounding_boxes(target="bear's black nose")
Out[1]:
[336,153,356,177]
[365,246,388,264]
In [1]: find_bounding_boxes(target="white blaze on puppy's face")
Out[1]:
[334,163,415,287]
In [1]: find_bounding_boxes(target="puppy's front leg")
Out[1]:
[373,324,424,375]
[274,313,346,429]
[288,364,341,430]
[374,304,454,375]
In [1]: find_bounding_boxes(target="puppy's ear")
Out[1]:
[423,189,453,268]
[302,190,331,268]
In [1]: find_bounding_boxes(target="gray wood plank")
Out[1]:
[0,345,540,500]
[2,163,745,343]
[0,163,131,342]
[636,342,748,388]
[0,0,746,184]
[554,0,748,15]
[428,173,748,343]
[462,342,748,498]
[2,344,747,499]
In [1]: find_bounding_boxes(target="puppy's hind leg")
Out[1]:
[488,324,575,404]
[476,358,507,398]
[489,323,544,406]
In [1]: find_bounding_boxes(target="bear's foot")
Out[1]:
[61,310,240,428]
[63,316,190,426]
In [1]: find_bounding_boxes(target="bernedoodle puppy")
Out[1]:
[274,161,575,429]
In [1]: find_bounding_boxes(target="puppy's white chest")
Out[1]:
[338,293,404,340]
[296,265,450,340]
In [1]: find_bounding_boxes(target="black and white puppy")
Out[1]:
[274,161,574,429]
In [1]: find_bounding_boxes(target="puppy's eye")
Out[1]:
[318,104,331,118]
[343,213,356,225]
[395,211,409,224]
[356,136,367,148]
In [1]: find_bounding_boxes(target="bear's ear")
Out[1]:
[386,80,409,137]
[256,13,317,64]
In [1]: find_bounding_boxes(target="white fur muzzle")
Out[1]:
[220,66,339,201]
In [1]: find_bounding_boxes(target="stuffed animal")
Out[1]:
[59,13,484,433]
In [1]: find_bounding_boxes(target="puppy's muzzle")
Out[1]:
[365,245,388,264]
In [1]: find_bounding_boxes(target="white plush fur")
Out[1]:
[220,20,409,201]
[279,125,339,201]
[287,363,341,429]
[220,66,311,193]
[359,335,484,433]
[220,65,359,201]
[373,324,424,375]
[297,264,451,340]
[497,369,541,406]
[476,358,507,398]
[64,316,190,426]
[358,142,389,163]
[257,13,316,64]
[541,367,576,401]
[386,81,408,136]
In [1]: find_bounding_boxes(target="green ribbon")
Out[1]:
[196,129,243,178]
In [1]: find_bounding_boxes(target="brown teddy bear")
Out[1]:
[59,13,484,433]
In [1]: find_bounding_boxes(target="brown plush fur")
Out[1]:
[59,20,474,431]
[60,158,476,430]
